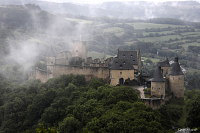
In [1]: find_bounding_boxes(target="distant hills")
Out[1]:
[0,0,200,21]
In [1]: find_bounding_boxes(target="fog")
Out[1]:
[41,0,200,4]
[0,0,200,81]
[0,4,93,80]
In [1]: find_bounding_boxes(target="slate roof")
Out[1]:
[150,66,165,82]
[117,50,138,65]
[110,58,134,70]
[170,57,184,76]
[157,58,170,67]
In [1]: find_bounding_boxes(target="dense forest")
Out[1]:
[0,2,200,133]
[0,74,200,132]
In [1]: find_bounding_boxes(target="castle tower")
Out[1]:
[169,57,184,98]
[110,57,135,86]
[157,58,170,78]
[72,40,87,59]
[137,49,142,72]
[150,66,166,98]
[46,46,56,79]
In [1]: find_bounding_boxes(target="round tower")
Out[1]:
[150,66,166,98]
[169,57,184,98]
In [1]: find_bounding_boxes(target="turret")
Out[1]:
[150,66,166,98]
[157,58,170,78]
[72,40,87,59]
[169,57,184,98]
[46,46,56,79]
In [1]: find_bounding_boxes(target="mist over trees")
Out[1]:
[0,0,200,132]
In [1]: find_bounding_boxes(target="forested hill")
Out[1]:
[0,4,53,30]
[0,4,81,81]
[1,1,200,21]
[0,74,200,132]
[0,4,51,57]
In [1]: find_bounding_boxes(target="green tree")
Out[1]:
[187,95,200,128]
[58,116,81,133]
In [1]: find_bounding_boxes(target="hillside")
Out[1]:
[1,1,200,21]
[0,2,200,132]
[0,5,199,83]
[0,5,86,81]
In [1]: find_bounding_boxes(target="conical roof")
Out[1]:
[170,57,184,76]
[151,66,165,82]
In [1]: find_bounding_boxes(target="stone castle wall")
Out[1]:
[35,69,48,83]
[151,82,165,98]
[142,98,165,109]
[52,65,110,81]
[169,75,184,98]
[110,70,135,86]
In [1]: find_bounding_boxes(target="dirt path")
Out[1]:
[135,86,145,99]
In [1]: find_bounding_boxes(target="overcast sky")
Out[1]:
[40,0,199,4]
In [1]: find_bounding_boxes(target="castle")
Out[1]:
[30,41,185,102]
[30,40,142,86]
[150,57,184,98]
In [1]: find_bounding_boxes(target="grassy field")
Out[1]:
[143,31,175,36]
[103,27,124,33]
[65,17,93,24]
[138,35,182,42]
[127,22,186,29]
[142,57,160,63]
[182,42,200,50]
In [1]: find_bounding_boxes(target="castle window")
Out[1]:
[123,54,125,57]
[120,64,123,68]
[123,61,126,64]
